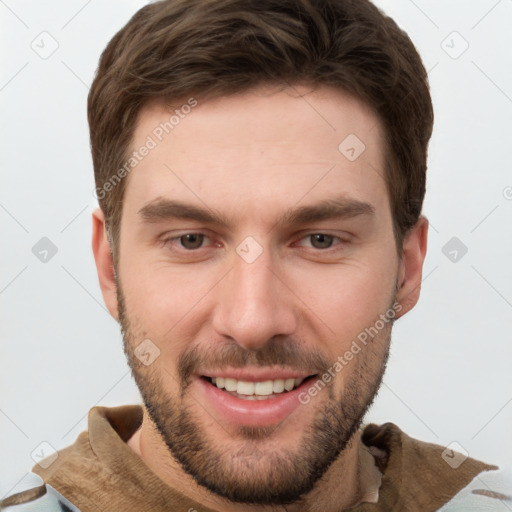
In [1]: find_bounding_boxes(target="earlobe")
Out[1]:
[395,216,429,319]
[91,208,119,321]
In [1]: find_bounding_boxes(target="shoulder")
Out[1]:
[0,473,82,511]
[361,422,504,511]
[438,464,512,511]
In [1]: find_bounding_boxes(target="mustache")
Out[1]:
[178,336,332,388]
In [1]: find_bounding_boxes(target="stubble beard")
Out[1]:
[117,281,393,506]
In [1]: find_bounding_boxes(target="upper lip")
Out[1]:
[199,368,317,382]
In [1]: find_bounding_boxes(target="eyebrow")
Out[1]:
[138,198,231,227]
[276,197,375,227]
[137,196,375,229]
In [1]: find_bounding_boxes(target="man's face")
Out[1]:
[116,85,401,504]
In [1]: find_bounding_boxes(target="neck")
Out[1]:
[127,409,381,512]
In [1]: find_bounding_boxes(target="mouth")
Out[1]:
[200,375,318,401]
[195,369,321,426]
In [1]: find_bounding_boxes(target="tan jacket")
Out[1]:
[11,405,500,511]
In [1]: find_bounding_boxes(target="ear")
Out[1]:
[92,208,119,321]
[395,216,429,319]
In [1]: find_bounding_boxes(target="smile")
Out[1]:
[203,376,312,400]
[196,371,319,427]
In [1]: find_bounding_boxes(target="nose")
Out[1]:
[212,244,298,351]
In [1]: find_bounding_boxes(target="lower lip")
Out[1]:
[196,376,316,427]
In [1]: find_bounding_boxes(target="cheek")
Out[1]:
[286,256,397,341]
[119,254,218,348]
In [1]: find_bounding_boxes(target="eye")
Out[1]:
[179,233,206,249]
[163,233,212,250]
[309,234,335,249]
[295,233,345,250]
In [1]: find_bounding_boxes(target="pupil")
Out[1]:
[181,233,203,249]
[311,234,332,249]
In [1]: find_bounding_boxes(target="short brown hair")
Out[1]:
[88,0,433,261]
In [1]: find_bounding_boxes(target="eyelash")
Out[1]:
[161,232,348,252]
[162,233,218,251]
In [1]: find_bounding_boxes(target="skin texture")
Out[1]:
[92,84,428,512]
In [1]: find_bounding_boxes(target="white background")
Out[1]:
[1,0,511,498]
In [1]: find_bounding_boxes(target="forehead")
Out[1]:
[123,85,389,224]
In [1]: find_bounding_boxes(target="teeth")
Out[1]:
[254,380,273,395]
[284,378,295,391]
[237,381,255,395]
[224,378,237,392]
[211,376,306,396]
[273,379,285,393]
